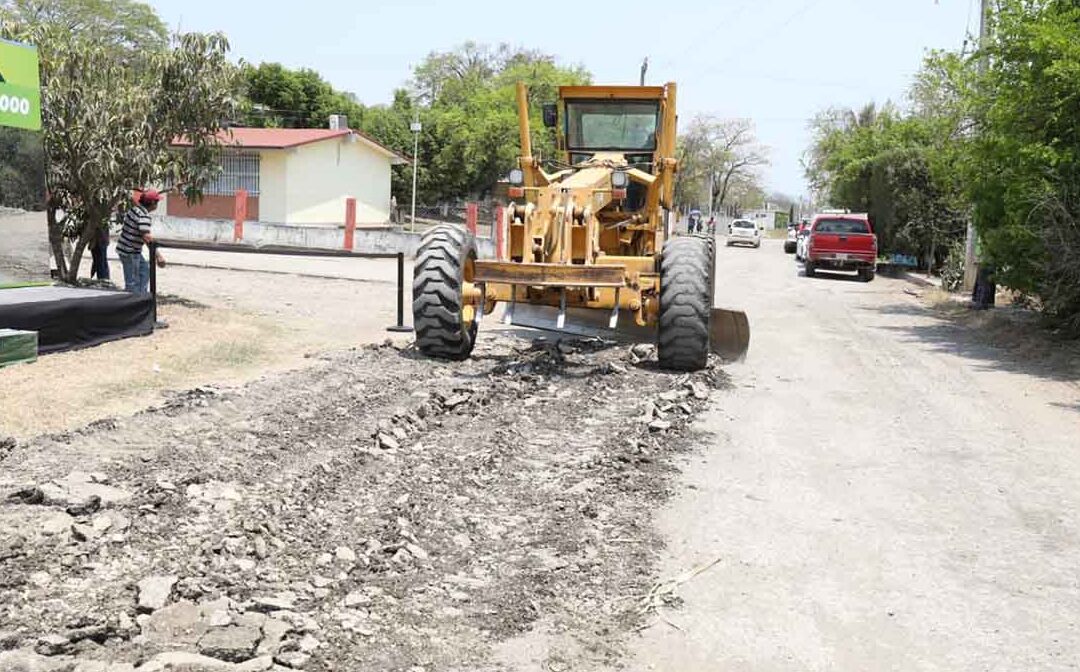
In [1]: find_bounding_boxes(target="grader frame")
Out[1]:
[411,81,749,370]
[472,82,678,331]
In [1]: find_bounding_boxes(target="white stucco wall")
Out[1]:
[257,149,288,223]
[282,137,393,225]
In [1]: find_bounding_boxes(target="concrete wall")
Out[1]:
[258,149,288,223]
[742,210,780,230]
[157,216,495,258]
[284,137,392,225]
[166,193,259,221]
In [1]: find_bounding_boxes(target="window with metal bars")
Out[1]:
[204,151,260,196]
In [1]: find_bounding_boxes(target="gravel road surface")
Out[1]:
[628,239,1080,671]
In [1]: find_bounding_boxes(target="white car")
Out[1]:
[726,219,761,248]
[784,225,797,254]
[795,226,811,261]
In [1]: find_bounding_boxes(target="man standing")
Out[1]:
[116,189,165,294]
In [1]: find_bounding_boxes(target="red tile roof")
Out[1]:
[173,127,350,149]
[171,127,410,162]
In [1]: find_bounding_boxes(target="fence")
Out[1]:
[148,239,413,333]
[393,203,501,239]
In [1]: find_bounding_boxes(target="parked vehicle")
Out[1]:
[803,213,877,282]
[784,224,798,254]
[726,219,761,248]
[794,219,812,260]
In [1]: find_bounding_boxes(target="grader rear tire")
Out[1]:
[658,236,712,371]
[412,225,478,361]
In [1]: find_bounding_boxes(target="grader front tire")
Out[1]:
[658,236,713,371]
[412,225,478,361]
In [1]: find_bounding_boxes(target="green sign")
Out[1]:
[0,39,42,131]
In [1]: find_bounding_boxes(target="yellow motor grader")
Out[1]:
[412,81,749,370]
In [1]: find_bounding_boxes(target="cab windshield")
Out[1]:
[565,101,659,151]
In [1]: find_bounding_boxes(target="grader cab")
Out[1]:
[412,81,750,370]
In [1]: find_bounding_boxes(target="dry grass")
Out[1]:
[0,304,306,439]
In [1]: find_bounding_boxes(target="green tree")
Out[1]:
[1,6,237,282]
[805,101,966,262]
[1,0,167,51]
[961,0,1080,330]
[239,62,364,129]
[676,115,768,214]
[240,44,591,204]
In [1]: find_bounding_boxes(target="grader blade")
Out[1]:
[710,307,750,361]
[502,303,654,343]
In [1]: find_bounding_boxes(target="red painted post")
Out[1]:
[466,202,478,236]
[344,197,357,251]
[495,205,506,260]
[233,189,247,241]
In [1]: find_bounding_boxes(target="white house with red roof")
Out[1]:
[169,124,409,226]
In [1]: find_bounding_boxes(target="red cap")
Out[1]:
[140,189,163,203]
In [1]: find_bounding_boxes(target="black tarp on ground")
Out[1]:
[0,286,153,353]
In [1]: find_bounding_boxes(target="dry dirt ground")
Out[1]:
[1,236,409,439]
[0,210,51,284]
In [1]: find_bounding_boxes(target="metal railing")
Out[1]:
[148,239,412,333]
[394,203,499,238]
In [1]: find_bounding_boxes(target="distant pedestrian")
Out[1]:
[707,216,716,235]
[116,189,166,295]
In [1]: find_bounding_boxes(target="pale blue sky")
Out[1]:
[146,0,977,197]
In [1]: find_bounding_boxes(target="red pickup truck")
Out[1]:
[804,213,878,282]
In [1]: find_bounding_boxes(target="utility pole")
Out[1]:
[963,0,990,291]
[410,110,421,233]
[707,172,714,218]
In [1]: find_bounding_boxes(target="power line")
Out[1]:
[654,0,774,70]
[675,0,827,83]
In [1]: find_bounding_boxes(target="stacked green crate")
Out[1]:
[0,329,37,367]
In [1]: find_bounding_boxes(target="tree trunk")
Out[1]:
[46,204,68,280]
[64,216,102,284]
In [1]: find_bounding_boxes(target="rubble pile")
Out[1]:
[0,336,726,671]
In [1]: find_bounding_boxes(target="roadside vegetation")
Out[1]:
[806,0,1080,335]
[0,0,238,282]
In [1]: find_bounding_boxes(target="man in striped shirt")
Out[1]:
[116,189,166,294]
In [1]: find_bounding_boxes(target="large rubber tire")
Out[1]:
[805,261,816,277]
[412,225,477,361]
[658,236,712,372]
[859,268,876,283]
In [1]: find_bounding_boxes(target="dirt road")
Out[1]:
[0,210,50,283]
[628,239,1080,670]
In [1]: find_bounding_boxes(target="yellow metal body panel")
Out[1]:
[492,81,680,328]
[474,261,625,287]
[559,85,666,100]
